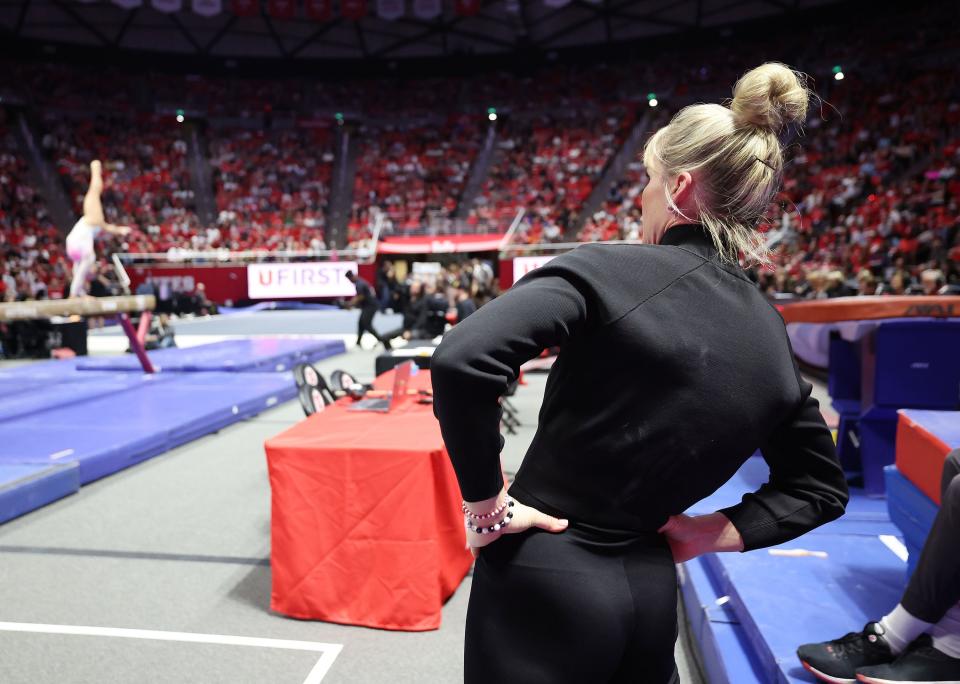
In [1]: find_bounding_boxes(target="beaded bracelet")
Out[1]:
[465,502,515,534]
[462,497,511,520]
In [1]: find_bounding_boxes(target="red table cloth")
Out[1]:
[264,369,472,631]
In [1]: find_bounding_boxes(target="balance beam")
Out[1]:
[0,295,157,373]
[0,295,156,322]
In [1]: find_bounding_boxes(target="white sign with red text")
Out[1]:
[247,262,359,299]
[512,255,557,284]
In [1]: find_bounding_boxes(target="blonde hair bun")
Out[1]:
[730,62,809,133]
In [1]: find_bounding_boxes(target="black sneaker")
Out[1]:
[798,622,896,684]
[857,636,960,683]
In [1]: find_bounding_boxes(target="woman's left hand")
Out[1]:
[467,499,568,558]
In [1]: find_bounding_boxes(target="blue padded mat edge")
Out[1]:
[0,462,80,524]
[680,556,767,684]
[899,409,960,449]
[885,465,938,578]
[704,532,908,684]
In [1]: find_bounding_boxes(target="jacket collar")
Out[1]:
[659,223,717,259]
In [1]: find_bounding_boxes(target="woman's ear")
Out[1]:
[671,171,695,210]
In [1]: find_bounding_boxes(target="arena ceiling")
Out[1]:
[0,0,847,60]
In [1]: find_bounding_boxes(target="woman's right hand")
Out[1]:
[466,497,568,558]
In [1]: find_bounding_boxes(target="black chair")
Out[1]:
[293,363,336,411]
[330,369,358,392]
[298,384,328,417]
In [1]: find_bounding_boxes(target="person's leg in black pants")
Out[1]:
[465,525,679,684]
[357,307,375,346]
[798,450,960,683]
[901,450,960,624]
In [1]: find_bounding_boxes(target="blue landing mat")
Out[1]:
[679,557,767,684]
[705,534,908,684]
[0,463,79,524]
[0,371,297,486]
[75,338,346,373]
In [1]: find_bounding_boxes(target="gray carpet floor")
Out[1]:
[1,312,709,684]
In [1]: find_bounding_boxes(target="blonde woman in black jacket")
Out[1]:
[432,63,849,684]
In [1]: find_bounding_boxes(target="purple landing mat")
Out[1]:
[0,358,84,386]
[704,534,907,684]
[0,371,297,485]
[900,409,960,450]
[0,462,80,524]
[217,301,340,315]
[687,456,897,537]
[0,372,173,424]
[75,338,345,373]
[679,556,767,684]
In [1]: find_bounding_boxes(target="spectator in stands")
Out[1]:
[798,450,960,684]
[420,281,450,339]
[454,287,476,323]
[884,272,910,296]
[343,271,390,349]
[135,276,158,298]
[381,280,422,342]
[192,282,217,316]
[920,269,946,296]
[857,269,879,296]
[144,313,176,350]
[376,260,396,312]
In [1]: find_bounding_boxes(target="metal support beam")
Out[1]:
[601,0,612,42]
[48,0,111,45]
[289,19,343,57]
[169,13,203,53]
[204,16,237,54]
[113,7,139,47]
[353,21,368,57]
[261,14,290,58]
[14,0,30,35]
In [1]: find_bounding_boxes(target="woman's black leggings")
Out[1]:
[466,524,680,684]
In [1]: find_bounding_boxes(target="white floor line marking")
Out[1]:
[302,648,343,684]
[879,535,909,562]
[0,622,343,684]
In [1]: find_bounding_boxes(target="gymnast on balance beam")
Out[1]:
[66,160,132,298]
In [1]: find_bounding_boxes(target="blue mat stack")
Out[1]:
[683,456,908,684]
[0,338,345,524]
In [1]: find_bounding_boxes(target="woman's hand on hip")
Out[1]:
[658,512,744,563]
[466,498,568,559]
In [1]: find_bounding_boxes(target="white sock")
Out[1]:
[881,604,933,655]
[931,603,960,659]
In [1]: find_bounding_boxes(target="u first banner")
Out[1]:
[248,262,358,299]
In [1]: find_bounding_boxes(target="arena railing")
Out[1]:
[499,239,642,259]
[115,246,376,267]
[366,213,516,238]
[119,213,386,267]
